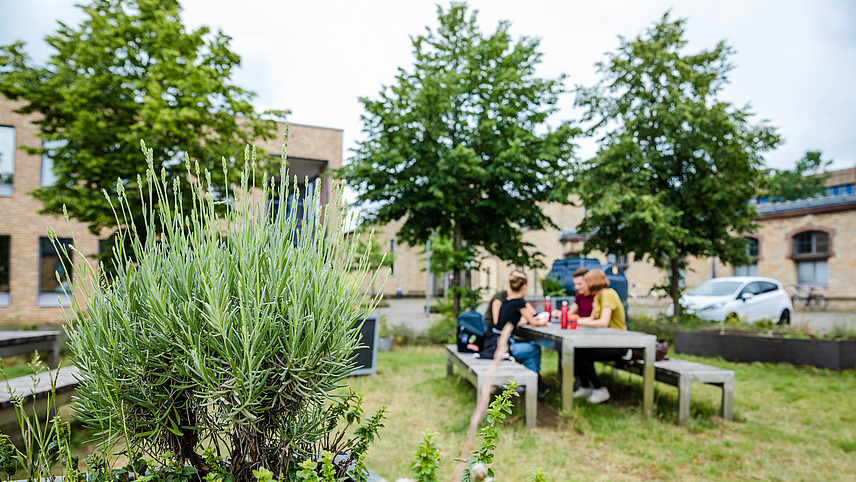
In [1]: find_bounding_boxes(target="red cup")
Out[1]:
[569,314,579,330]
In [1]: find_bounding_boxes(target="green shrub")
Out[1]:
[60,142,381,481]
[627,313,721,344]
[426,314,457,345]
[540,276,567,297]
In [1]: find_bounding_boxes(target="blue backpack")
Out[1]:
[457,309,487,353]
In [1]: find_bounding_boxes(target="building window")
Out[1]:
[41,138,66,187]
[792,231,830,286]
[825,184,855,196]
[38,237,73,307]
[797,261,828,286]
[389,239,395,276]
[734,237,759,276]
[0,126,15,196]
[0,236,9,306]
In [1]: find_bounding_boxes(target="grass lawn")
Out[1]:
[346,345,856,481]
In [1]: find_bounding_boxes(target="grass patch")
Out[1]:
[346,345,856,481]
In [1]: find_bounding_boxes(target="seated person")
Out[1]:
[569,267,595,317]
[491,270,551,399]
[484,288,507,330]
[572,269,627,404]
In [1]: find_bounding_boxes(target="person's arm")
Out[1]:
[578,307,610,327]
[519,302,549,327]
[491,299,502,327]
[569,302,580,315]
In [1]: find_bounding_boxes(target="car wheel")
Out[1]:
[726,312,739,324]
[778,309,791,326]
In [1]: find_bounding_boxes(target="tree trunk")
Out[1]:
[452,225,463,316]
[669,257,683,319]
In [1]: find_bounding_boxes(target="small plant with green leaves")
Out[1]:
[409,430,441,482]
[52,137,382,481]
[460,383,517,482]
[0,355,82,481]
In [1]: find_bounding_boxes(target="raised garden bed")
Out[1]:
[675,329,856,370]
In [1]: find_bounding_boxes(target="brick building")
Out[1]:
[369,168,856,309]
[0,96,342,324]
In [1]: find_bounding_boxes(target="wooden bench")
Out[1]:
[611,357,734,424]
[0,366,80,427]
[445,345,538,428]
[0,331,61,369]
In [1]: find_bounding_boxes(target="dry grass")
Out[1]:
[346,345,856,481]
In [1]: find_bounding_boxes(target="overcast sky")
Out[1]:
[2,0,855,172]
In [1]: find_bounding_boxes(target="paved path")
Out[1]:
[373,298,442,333]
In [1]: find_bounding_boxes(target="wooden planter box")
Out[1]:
[675,330,856,370]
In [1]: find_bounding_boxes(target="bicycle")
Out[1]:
[790,285,828,311]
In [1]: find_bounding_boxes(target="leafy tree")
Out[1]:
[337,2,578,314]
[573,13,780,317]
[0,0,282,238]
[765,150,831,201]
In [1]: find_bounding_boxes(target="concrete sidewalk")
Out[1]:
[372,298,443,333]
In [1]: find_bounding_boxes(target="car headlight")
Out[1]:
[701,302,726,311]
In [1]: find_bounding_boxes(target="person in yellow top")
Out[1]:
[573,269,628,404]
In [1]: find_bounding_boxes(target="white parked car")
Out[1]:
[667,276,793,324]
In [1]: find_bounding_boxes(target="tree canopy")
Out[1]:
[764,150,831,201]
[573,13,781,316]
[0,0,283,236]
[336,2,578,312]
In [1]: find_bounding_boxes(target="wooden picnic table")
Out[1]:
[0,331,61,368]
[516,323,657,416]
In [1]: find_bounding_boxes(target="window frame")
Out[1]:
[0,125,15,197]
[0,235,10,306]
[37,236,74,307]
[789,228,834,262]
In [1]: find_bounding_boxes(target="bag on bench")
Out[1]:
[457,309,487,353]
[630,340,669,362]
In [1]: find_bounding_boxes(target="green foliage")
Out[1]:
[528,467,548,482]
[252,467,277,482]
[0,0,283,238]
[627,314,721,345]
[0,434,16,478]
[411,430,442,482]
[462,382,518,481]
[351,228,394,272]
[426,313,457,345]
[60,142,378,481]
[337,2,579,314]
[0,357,82,481]
[574,13,781,317]
[540,276,567,297]
[764,150,832,201]
[295,459,321,482]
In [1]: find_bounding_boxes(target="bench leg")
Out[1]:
[561,341,575,413]
[48,339,60,370]
[677,377,691,424]
[525,380,537,429]
[721,377,734,422]
[447,352,454,378]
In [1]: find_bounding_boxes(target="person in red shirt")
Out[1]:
[569,267,595,317]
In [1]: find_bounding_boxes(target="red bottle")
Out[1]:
[544,296,552,316]
[560,300,569,329]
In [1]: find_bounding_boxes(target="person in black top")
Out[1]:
[493,270,551,398]
[484,289,507,329]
